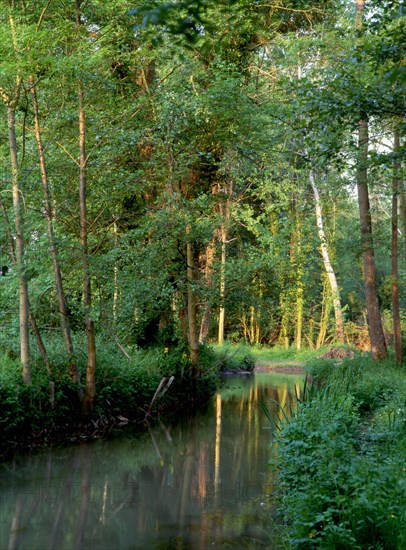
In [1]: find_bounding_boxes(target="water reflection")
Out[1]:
[0,372,303,549]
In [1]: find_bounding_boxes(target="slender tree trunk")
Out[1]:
[1,198,51,378]
[290,194,303,351]
[76,1,96,412]
[218,182,232,345]
[8,105,31,384]
[198,239,215,343]
[295,279,303,351]
[30,78,80,384]
[392,125,402,363]
[278,298,289,348]
[218,223,226,346]
[355,0,387,360]
[316,277,332,350]
[186,226,199,375]
[309,170,345,343]
[199,184,221,343]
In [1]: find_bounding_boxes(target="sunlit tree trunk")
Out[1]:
[316,277,332,349]
[309,169,345,343]
[199,239,215,343]
[278,297,290,348]
[8,496,22,550]
[218,223,226,345]
[290,194,303,351]
[392,125,402,363]
[355,0,387,360]
[218,181,232,345]
[77,1,96,411]
[186,225,200,376]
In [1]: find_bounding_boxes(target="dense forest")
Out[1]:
[0,0,404,412]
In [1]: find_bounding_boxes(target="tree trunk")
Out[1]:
[309,170,345,343]
[218,223,226,346]
[295,280,303,351]
[218,181,232,345]
[278,298,290,348]
[355,0,387,360]
[290,194,303,351]
[30,77,80,384]
[392,125,402,363]
[77,1,96,412]
[356,118,387,359]
[1,197,51,375]
[186,226,199,375]
[8,105,31,384]
[316,277,332,350]
[198,239,215,343]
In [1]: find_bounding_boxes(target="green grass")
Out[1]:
[273,356,406,549]
[212,342,331,367]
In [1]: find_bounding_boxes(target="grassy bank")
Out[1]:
[213,342,328,367]
[274,355,406,549]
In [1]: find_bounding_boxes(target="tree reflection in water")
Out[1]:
[0,372,303,549]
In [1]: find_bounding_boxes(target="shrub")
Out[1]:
[275,357,406,549]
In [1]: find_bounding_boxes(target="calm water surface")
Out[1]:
[0,372,303,549]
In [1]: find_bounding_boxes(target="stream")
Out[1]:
[0,372,304,549]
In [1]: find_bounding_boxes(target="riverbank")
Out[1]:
[274,354,406,549]
[0,343,257,460]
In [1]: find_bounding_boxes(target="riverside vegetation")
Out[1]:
[273,354,406,549]
[0,340,256,456]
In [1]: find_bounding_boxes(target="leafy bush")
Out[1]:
[275,357,406,549]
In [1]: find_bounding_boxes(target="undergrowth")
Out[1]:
[273,356,406,549]
[0,340,220,452]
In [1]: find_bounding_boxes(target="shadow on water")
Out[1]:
[0,372,304,549]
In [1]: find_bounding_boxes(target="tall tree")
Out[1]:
[355,0,387,360]
[1,3,31,383]
[29,77,80,385]
[76,0,96,411]
[392,123,402,364]
[309,169,345,343]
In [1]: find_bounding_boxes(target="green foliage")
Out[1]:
[0,354,81,440]
[0,341,218,445]
[213,343,256,372]
[275,357,406,549]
